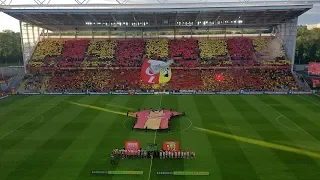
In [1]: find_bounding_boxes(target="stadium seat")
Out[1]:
[227,37,254,60]
[32,40,64,61]
[198,39,228,60]
[88,40,117,60]
[116,39,145,67]
[23,74,45,92]
[169,39,198,60]
[62,40,89,60]
[146,39,169,59]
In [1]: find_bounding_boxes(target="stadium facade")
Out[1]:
[1,1,319,71]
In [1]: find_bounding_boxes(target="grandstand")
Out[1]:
[1,1,319,93]
[2,2,320,180]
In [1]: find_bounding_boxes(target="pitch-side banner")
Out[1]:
[125,140,141,154]
[141,59,173,84]
[163,141,179,151]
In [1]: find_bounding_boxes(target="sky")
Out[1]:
[0,0,319,32]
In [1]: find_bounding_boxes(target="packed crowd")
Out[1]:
[22,37,298,93]
[23,74,45,92]
[26,37,288,69]
[46,70,111,92]
[0,74,7,84]
[19,68,297,93]
[201,69,297,91]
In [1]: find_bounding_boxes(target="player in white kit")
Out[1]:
[187,150,190,159]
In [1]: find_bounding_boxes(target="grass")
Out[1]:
[1,94,320,180]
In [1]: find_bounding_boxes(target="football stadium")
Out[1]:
[1,0,320,180]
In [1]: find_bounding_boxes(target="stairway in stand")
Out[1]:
[40,76,50,92]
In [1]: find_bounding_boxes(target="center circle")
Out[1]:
[123,116,193,135]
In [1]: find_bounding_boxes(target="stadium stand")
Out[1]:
[227,37,254,61]
[116,39,145,67]
[0,74,7,84]
[62,40,89,60]
[22,36,299,93]
[22,74,45,92]
[146,39,169,59]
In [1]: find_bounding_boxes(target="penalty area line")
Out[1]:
[0,104,57,140]
[266,103,320,145]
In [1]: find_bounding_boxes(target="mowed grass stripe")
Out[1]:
[265,95,320,144]
[180,95,222,180]
[194,95,259,180]
[232,95,304,180]
[0,95,88,180]
[0,95,44,113]
[0,95,60,135]
[217,95,294,180]
[150,95,186,180]
[0,95,29,107]
[111,95,162,180]
[289,95,320,116]
[244,95,320,151]
[0,96,79,156]
[75,95,147,180]
[243,95,320,180]
[2,96,102,180]
[38,96,117,180]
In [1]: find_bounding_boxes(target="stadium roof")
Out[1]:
[0,1,318,31]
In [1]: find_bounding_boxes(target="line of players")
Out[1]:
[160,149,196,159]
[112,148,195,159]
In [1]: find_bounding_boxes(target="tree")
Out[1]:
[295,28,320,64]
[0,30,23,66]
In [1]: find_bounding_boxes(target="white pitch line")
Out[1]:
[275,115,300,132]
[159,95,163,108]
[147,95,162,180]
[298,95,320,107]
[266,103,320,145]
[0,104,57,140]
[147,130,157,180]
[27,115,44,128]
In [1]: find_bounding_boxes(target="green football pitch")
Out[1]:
[1,94,320,180]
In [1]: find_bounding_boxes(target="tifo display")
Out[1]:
[128,108,185,131]
[20,37,300,93]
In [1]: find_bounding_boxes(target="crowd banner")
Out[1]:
[171,92,195,95]
[110,92,129,95]
[134,92,154,95]
[216,92,240,95]
[264,91,288,95]
[19,92,42,95]
[290,91,312,94]
[154,92,170,95]
[44,92,63,95]
[63,92,86,95]
[241,92,264,95]
[195,92,217,95]
[89,92,110,95]
[13,91,315,96]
